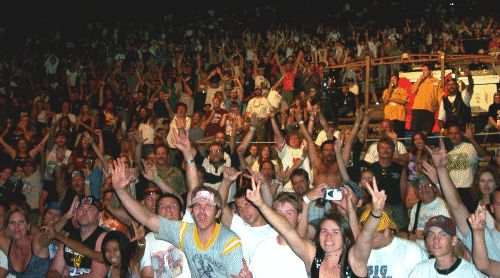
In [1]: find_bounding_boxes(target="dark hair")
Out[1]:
[422,62,434,70]
[471,166,499,201]
[156,192,185,214]
[320,139,336,151]
[315,213,355,278]
[234,186,251,200]
[290,168,309,183]
[176,102,187,110]
[491,187,500,204]
[377,137,395,152]
[410,131,428,155]
[273,192,303,214]
[101,231,131,278]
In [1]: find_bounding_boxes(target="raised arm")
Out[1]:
[349,177,385,277]
[270,112,286,152]
[468,209,500,276]
[219,167,242,227]
[342,107,362,163]
[464,123,489,159]
[425,138,470,236]
[296,112,320,165]
[111,159,160,233]
[0,136,16,159]
[357,107,371,143]
[172,130,199,206]
[141,160,182,201]
[246,178,316,270]
[334,135,350,181]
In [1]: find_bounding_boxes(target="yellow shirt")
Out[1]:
[411,77,443,112]
[382,87,408,121]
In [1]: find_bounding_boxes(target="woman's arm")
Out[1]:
[348,177,386,276]
[0,136,16,159]
[29,133,50,158]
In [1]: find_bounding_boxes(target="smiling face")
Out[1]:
[479,171,497,196]
[426,226,456,258]
[157,196,182,220]
[446,126,462,146]
[274,201,299,228]
[76,204,100,227]
[191,199,219,231]
[318,219,344,254]
[413,133,426,150]
[235,197,262,226]
[104,240,122,266]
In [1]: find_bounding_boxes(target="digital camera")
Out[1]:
[324,188,343,201]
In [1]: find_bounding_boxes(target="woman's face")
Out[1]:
[8,212,29,240]
[319,219,344,253]
[82,105,89,114]
[479,172,497,196]
[139,108,147,118]
[17,139,27,151]
[261,147,270,159]
[104,240,122,266]
[19,116,28,127]
[413,134,425,150]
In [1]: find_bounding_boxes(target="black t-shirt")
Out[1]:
[368,162,404,205]
[488,103,500,124]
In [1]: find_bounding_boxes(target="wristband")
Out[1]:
[250,126,256,131]
[185,159,193,165]
[370,211,381,219]
[302,195,311,205]
[137,240,145,247]
[298,120,304,125]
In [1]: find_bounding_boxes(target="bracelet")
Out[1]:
[298,120,304,125]
[354,124,360,127]
[302,195,311,205]
[185,159,193,165]
[137,240,145,247]
[370,211,381,219]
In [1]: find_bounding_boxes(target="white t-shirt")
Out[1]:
[230,214,277,263]
[138,122,156,145]
[0,250,7,273]
[314,130,341,146]
[446,142,478,188]
[364,141,407,164]
[408,258,486,278]
[166,116,191,148]
[437,92,471,122]
[246,97,271,119]
[55,113,77,124]
[249,236,308,278]
[278,143,312,192]
[458,226,500,262]
[408,197,451,232]
[367,237,428,278]
[140,232,191,278]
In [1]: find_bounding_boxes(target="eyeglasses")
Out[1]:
[209,150,223,154]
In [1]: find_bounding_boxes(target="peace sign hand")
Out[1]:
[365,177,386,216]
[246,176,263,207]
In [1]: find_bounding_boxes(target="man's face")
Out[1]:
[177,105,186,116]
[155,147,168,166]
[235,197,262,226]
[72,176,85,195]
[380,121,392,135]
[208,145,223,163]
[55,135,66,147]
[390,76,399,87]
[291,175,309,195]
[212,98,221,108]
[446,126,462,146]
[157,197,182,220]
[377,142,394,160]
[42,208,62,226]
[494,94,500,104]
[321,143,336,164]
[426,226,455,258]
[0,168,12,181]
[248,145,258,156]
[191,199,219,231]
[260,162,275,180]
[76,204,100,227]
[416,183,437,204]
[143,191,160,212]
[288,134,301,149]
[214,133,226,145]
[422,66,431,78]
[446,80,458,95]
[274,201,299,228]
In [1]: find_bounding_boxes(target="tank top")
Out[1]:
[8,240,50,278]
[63,226,106,276]
[310,246,365,278]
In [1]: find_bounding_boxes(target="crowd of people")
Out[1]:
[0,2,499,277]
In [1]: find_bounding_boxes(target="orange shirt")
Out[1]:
[411,77,443,112]
[382,87,408,121]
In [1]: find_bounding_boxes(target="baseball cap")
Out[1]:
[142,186,162,199]
[359,205,397,232]
[340,180,363,201]
[45,201,64,213]
[191,189,218,207]
[72,170,84,179]
[424,215,456,236]
[78,196,102,211]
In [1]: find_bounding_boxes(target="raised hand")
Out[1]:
[222,167,242,183]
[421,160,439,185]
[334,134,344,153]
[110,158,136,190]
[468,208,486,231]
[246,176,263,207]
[172,129,192,154]
[83,131,94,144]
[276,166,290,182]
[141,159,158,181]
[130,221,146,243]
[365,177,386,215]
[306,183,329,202]
[464,123,475,141]
[425,137,448,169]
[231,258,253,278]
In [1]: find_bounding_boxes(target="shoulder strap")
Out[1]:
[411,201,423,232]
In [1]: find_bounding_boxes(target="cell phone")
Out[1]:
[324,188,343,201]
